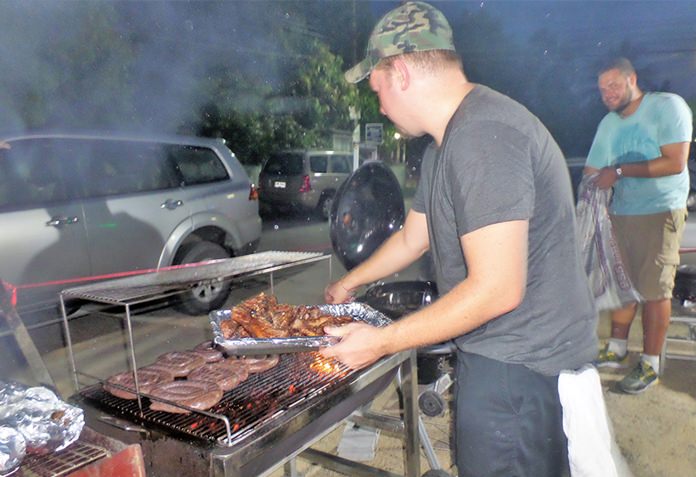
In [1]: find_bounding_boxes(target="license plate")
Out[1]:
[274,181,286,189]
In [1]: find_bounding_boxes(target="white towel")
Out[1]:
[558,365,633,477]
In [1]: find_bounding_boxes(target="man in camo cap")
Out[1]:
[324,2,599,476]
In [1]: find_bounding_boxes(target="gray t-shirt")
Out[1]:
[412,85,597,375]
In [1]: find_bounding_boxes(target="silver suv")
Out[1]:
[0,133,262,324]
[258,149,353,219]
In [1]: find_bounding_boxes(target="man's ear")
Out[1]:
[391,57,411,91]
[628,72,638,88]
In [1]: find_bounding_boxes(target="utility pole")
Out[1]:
[349,106,361,171]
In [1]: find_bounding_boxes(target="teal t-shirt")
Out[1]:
[585,92,693,215]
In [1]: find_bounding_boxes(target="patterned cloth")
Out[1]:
[344,1,456,83]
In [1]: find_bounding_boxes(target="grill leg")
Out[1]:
[400,350,421,477]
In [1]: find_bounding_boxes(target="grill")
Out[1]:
[72,351,417,477]
[84,353,354,445]
[59,252,421,476]
[19,441,108,477]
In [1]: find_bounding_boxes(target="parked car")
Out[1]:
[566,156,586,202]
[258,149,353,219]
[0,132,262,324]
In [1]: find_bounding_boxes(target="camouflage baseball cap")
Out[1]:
[344,1,455,83]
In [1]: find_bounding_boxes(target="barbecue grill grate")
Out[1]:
[19,441,108,477]
[82,352,353,446]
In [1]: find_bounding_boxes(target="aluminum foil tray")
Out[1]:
[210,302,392,355]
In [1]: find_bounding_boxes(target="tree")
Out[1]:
[0,2,134,132]
[284,40,359,144]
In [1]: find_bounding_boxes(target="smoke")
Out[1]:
[0,1,309,136]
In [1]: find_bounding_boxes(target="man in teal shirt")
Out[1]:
[585,57,693,393]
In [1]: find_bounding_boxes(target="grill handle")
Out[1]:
[99,415,150,435]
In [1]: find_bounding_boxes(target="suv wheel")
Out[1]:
[173,241,231,315]
[318,192,335,220]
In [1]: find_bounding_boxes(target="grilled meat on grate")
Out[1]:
[148,380,223,414]
[227,355,280,373]
[191,346,224,363]
[155,351,206,377]
[104,368,174,400]
[188,362,245,391]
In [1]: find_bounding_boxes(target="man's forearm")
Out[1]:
[615,156,685,178]
[340,228,427,291]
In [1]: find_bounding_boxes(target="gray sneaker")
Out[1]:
[619,360,659,394]
[593,344,628,369]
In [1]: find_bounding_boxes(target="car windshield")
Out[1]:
[263,153,304,175]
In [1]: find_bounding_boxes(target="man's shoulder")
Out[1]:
[646,92,690,112]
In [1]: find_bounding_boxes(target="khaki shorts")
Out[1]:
[611,209,687,301]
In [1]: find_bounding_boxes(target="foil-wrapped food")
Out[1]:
[0,427,25,476]
[0,381,84,474]
[211,293,392,355]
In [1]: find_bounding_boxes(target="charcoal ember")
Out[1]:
[0,382,83,455]
[0,426,25,476]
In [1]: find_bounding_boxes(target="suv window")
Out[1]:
[0,139,71,209]
[264,153,304,175]
[170,145,229,186]
[80,140,179,198]
[330,155,352,173]
[309,155,328,173]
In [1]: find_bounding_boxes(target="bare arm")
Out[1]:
[321,219,528,369]
[587,141,689,190]
[325,209,430,303]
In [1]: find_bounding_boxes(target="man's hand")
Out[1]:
[594,166,620,189]
[0,141,10,150]
[320,322,388,370]
[324,280,355,304]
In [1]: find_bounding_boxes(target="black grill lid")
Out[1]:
[329,161,405,270]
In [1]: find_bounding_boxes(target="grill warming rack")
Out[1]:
[58,251,330,394]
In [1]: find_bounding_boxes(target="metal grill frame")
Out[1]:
[73,350,419,477]
[59,251,330,398]
[79,353,356,445]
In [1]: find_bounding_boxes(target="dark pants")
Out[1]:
[454,351,569,477]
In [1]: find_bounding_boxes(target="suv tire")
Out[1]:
[173,240,232,315]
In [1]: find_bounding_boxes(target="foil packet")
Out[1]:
[211,302,392,355]
[0,381,84,460]
[0,427,25,476]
